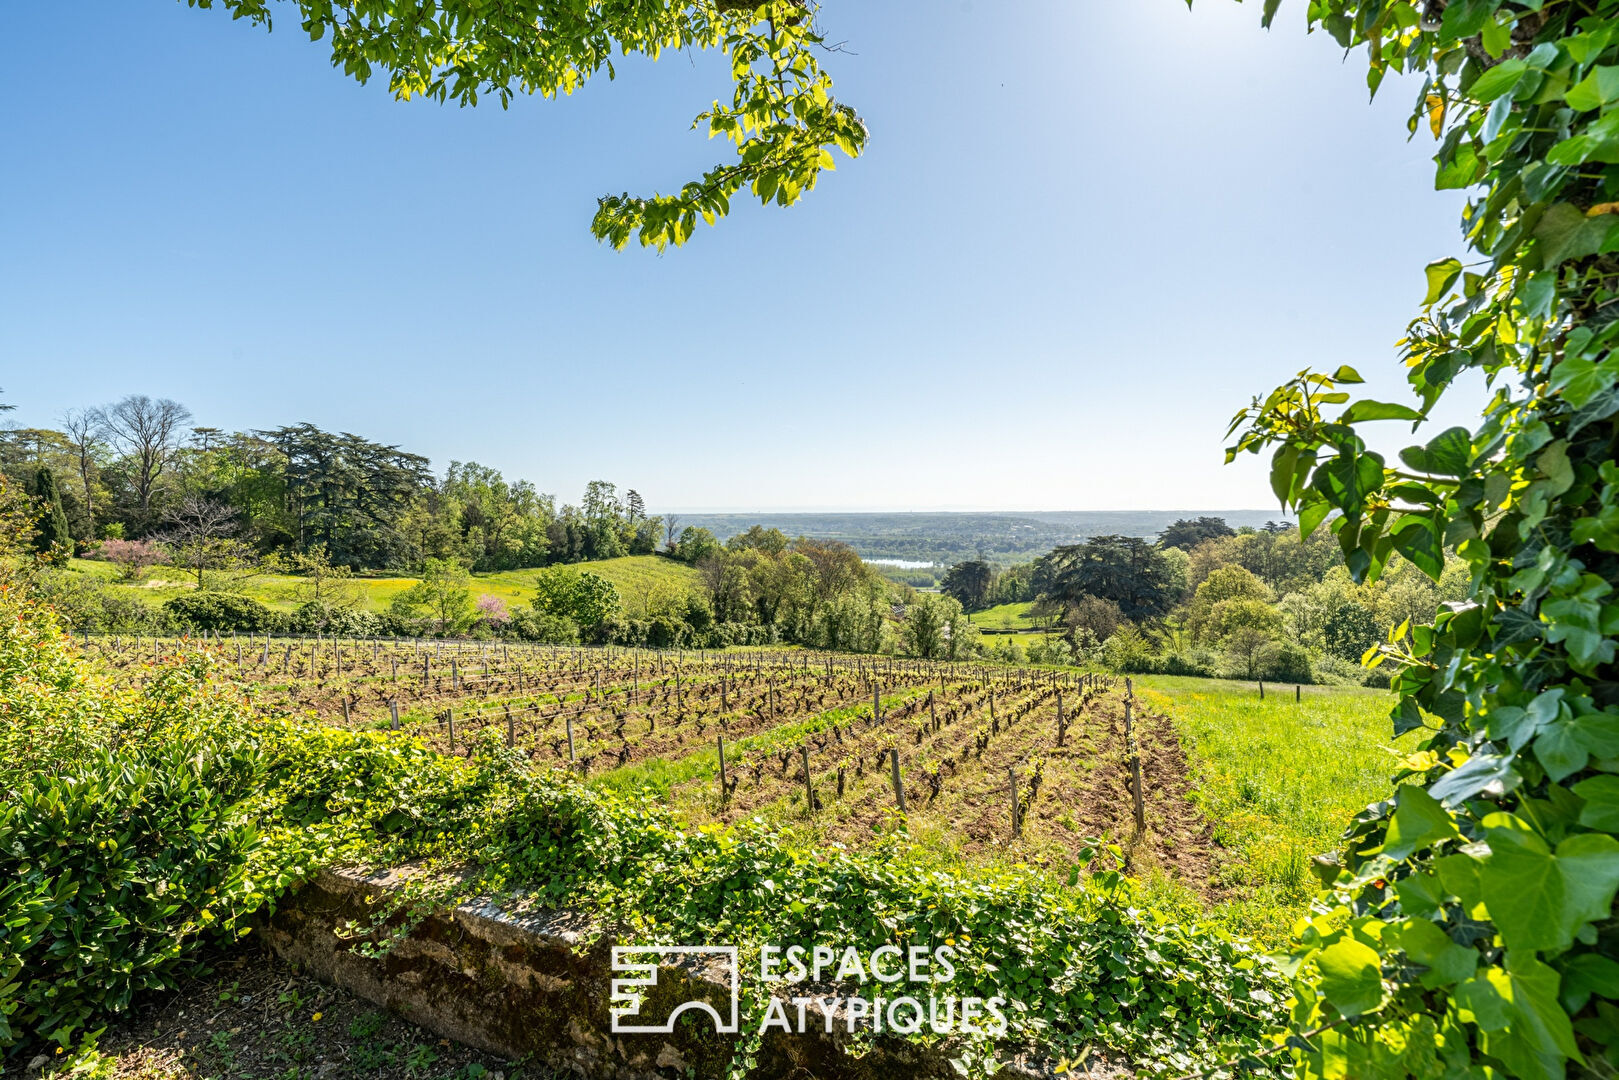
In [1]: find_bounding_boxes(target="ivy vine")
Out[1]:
[1222,1,1619,1076]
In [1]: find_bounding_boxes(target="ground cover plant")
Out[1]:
[1139,677,1412,944]
[1,580,1287,1078]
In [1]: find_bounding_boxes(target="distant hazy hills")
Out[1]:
[668,510,1290,566]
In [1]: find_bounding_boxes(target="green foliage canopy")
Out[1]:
[185,0,866,249]
[1220,1,1619,1075]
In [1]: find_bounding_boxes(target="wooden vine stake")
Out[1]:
[505,703,515,748]
[1126,695,1145,841]
[1056,691,1066,748]
[389,700,400,731]
[1009,767,1021,839]
[801,745,815,816]
[717,736,729,802]
[566,715,577,767]
[890,748,906,813]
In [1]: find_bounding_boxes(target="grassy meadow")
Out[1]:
[62,554,702,619]
[1138,675,1413,942]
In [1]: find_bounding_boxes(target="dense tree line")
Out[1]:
[0,396,665,573]
[942,517,1466,685]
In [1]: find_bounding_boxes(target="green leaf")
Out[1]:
[1391,514,1445,580]
[1382,785,1459,861]
[1396,871,1445,917]
[1399,427,1473,476]
[1424,257,1463,305]
[1566,64,1619,111]
[1550,356,1619,409]
[1342,399,1425,423]
[1574,774,1619,831]
[1561,952,1619,1013]
[1472,60,1527,101]
[1331,364,1366,384]
[1315,938,1385,1017]
[1533,202,1610,268]
[1480,815,1619,951]
[1398,918,1478,989]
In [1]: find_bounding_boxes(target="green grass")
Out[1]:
[63,554,701,617]
[1137,675,1415,944]
[966,600,1037,629]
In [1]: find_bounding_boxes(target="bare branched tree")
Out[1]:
[160,495,255,589]
[59,408,104,533]
[91,395,191,519]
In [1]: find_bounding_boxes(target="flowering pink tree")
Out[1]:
[94,538,165,581]
[475,593,510,625]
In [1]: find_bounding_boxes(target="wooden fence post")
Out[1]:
[718,736,728,802]
[1009,767,1021,838]
[801,745,815,815]
[1126,697,1145,840]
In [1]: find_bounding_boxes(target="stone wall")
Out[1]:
[254,868,960,1079]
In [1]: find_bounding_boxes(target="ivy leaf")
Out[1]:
[1430,751,1519,806]
[1566,64,1619,111]
[1456,968,1515,1031]
[1574,775,1619,831]
[1382,785,1459,861]
[1480,815,1619,951]
[1488,957,1583,1078]
[1535,720,1590,782]
[1560,953,1619,1013]
[1398,917,1478,989]
[1400,427,1472,476]
[1315,938,1385,1017]
[1533,203,1610,268]
[1542,585,1619,672]
[1549,356,1619,409]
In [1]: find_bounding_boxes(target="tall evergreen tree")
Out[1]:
[33,466,71,557]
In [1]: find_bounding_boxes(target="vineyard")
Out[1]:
[88,633,1221,884]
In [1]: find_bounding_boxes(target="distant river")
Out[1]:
[864,558,938,569]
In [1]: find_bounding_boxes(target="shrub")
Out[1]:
[32,571,168,634]
[163,592,278,633]
[89,538,164,581]
[1158,646,1218,677]
[506,609,579,644]
[1257,640,1313,684]
[283,600,405,637]
[1101,625,1156,673]
[0,586,499,1054]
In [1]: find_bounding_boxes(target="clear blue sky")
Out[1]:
[0,1,1483,513]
